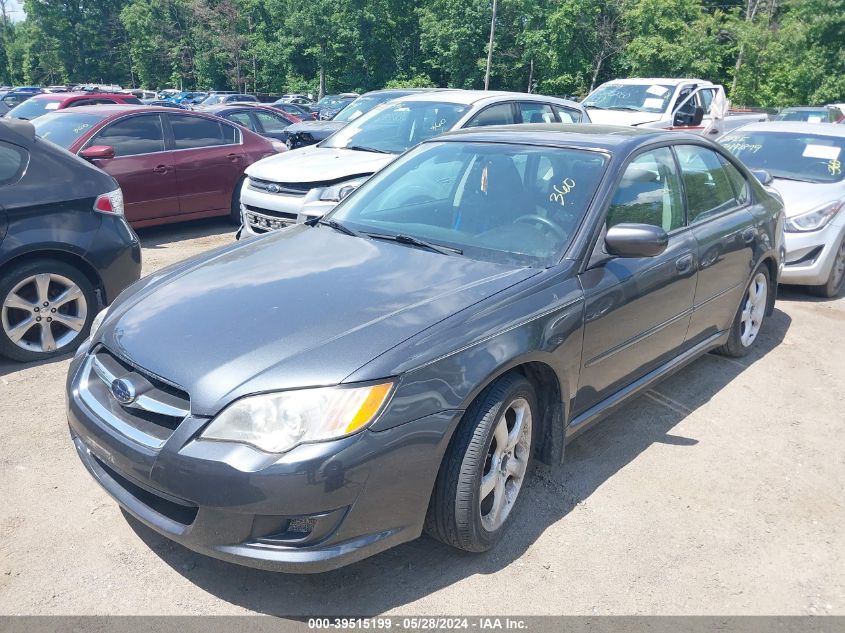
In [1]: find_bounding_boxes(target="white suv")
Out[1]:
[238,90,589,236]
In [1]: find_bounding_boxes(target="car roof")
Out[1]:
[389,89,584,109]
[0,118,36,145]
[27,92,133,101]
[597,78,710,87]
[432,123,693,152]
[40,104,203,120]
[732,121,845,137]
[779,106,831,111]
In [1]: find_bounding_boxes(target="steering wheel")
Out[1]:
[514,214,568,241]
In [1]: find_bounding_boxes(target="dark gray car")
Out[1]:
[66,125,784,573]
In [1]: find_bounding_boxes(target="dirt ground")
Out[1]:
[0,217,843,616]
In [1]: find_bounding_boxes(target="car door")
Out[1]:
[574,146,698,416]
[674,144,757,348]
[84,113,178,224]
[166,113,244,216]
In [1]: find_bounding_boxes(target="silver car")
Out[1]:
[238,90,590,237]
[720,122,845,297]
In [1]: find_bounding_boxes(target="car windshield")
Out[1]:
[333,94,398,123]
[774,109,828,123]
[330,141,608,267]
[583,83,675,113]
[199,95,227,105]
[7,98,61,120]
[320,100,469,154]
[317,96,348,108]
[32,112,105,148]
[720,131,845,184]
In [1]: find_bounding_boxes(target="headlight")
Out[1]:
[319,177,368,202]
[200,382,394,454]
[89,307,109,339]
[785,201,843,232]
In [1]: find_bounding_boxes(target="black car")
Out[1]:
[314,94,357,120]
[269,101,317,120]
[66,125,783,573]
[1,90,34,113]
[285,88,436,150]
[0,119,141,362]
[204,103,295,150]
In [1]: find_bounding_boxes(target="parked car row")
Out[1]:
[1,80,842,578]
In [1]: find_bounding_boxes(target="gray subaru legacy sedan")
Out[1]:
[66,124,785,573]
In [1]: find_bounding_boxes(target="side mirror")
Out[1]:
[605,223,669,258]
[80,145,115,161]
[751,169,773,186]
[673,106,705,127]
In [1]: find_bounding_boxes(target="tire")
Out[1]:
[230,176,246,225]
[807,234,845,299]
[0,259,97,363]
[425,373,538,552]
[715,265,771,358]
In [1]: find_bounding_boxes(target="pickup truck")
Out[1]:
[582,78,767,137]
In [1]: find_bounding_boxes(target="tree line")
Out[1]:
[0,0,842,107]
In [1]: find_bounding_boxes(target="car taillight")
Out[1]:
[93,188,125,216]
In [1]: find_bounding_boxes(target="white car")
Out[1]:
[238,90,590,236]
[720,122,845,297]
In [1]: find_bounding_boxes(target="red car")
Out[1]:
[6,92,143,121]
[32,105,281,228]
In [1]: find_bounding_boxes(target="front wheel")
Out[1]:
[716,266,770,358]
[425,373,537,552]
[808,234,845,298]
[230,176,246,225]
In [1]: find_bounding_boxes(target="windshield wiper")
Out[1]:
[345,145,393,154]
[367,232,462,256]
[305,216,363,237]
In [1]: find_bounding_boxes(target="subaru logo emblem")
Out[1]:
[111,378,136,405]
[267,183,281,194]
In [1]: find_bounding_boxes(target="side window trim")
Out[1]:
[82,113,167,157]
[0,141,29,187]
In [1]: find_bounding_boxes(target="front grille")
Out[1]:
[248,177,311,197]
[78,347,190,449]
[244,206,298,233]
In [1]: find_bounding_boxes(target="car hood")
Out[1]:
[769,178,845,217]
[245,145,394,183]
[102,225,538,416]
[285,120,344,135]
[584,109,662,127]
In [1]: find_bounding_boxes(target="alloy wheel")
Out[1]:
[1,273,88,354]
[479,397,532,532]
[740,272,767,348]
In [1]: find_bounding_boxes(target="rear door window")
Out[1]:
[0,141,27,186]
[225,111,255,130]
[675,145,743,224]
[169,115,236,149]
[90,114,165,157]
[554,106,582,123]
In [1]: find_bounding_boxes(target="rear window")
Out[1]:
[7,98,62,121]
[0,141,27,186]
[32,112,106,149]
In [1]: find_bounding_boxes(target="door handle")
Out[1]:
[152,165,168,174]
[675,254,694,273]
[226,153,241,162]
[742,227,756,244]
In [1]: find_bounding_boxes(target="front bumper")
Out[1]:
[238,181,337,238]
[780,218,845,286]
[66,352,459,573]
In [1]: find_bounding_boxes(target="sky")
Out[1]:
[6,0,23,23]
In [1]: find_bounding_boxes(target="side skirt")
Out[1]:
[564,330,730,443]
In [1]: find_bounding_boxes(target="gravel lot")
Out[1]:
[1,218,843,617]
